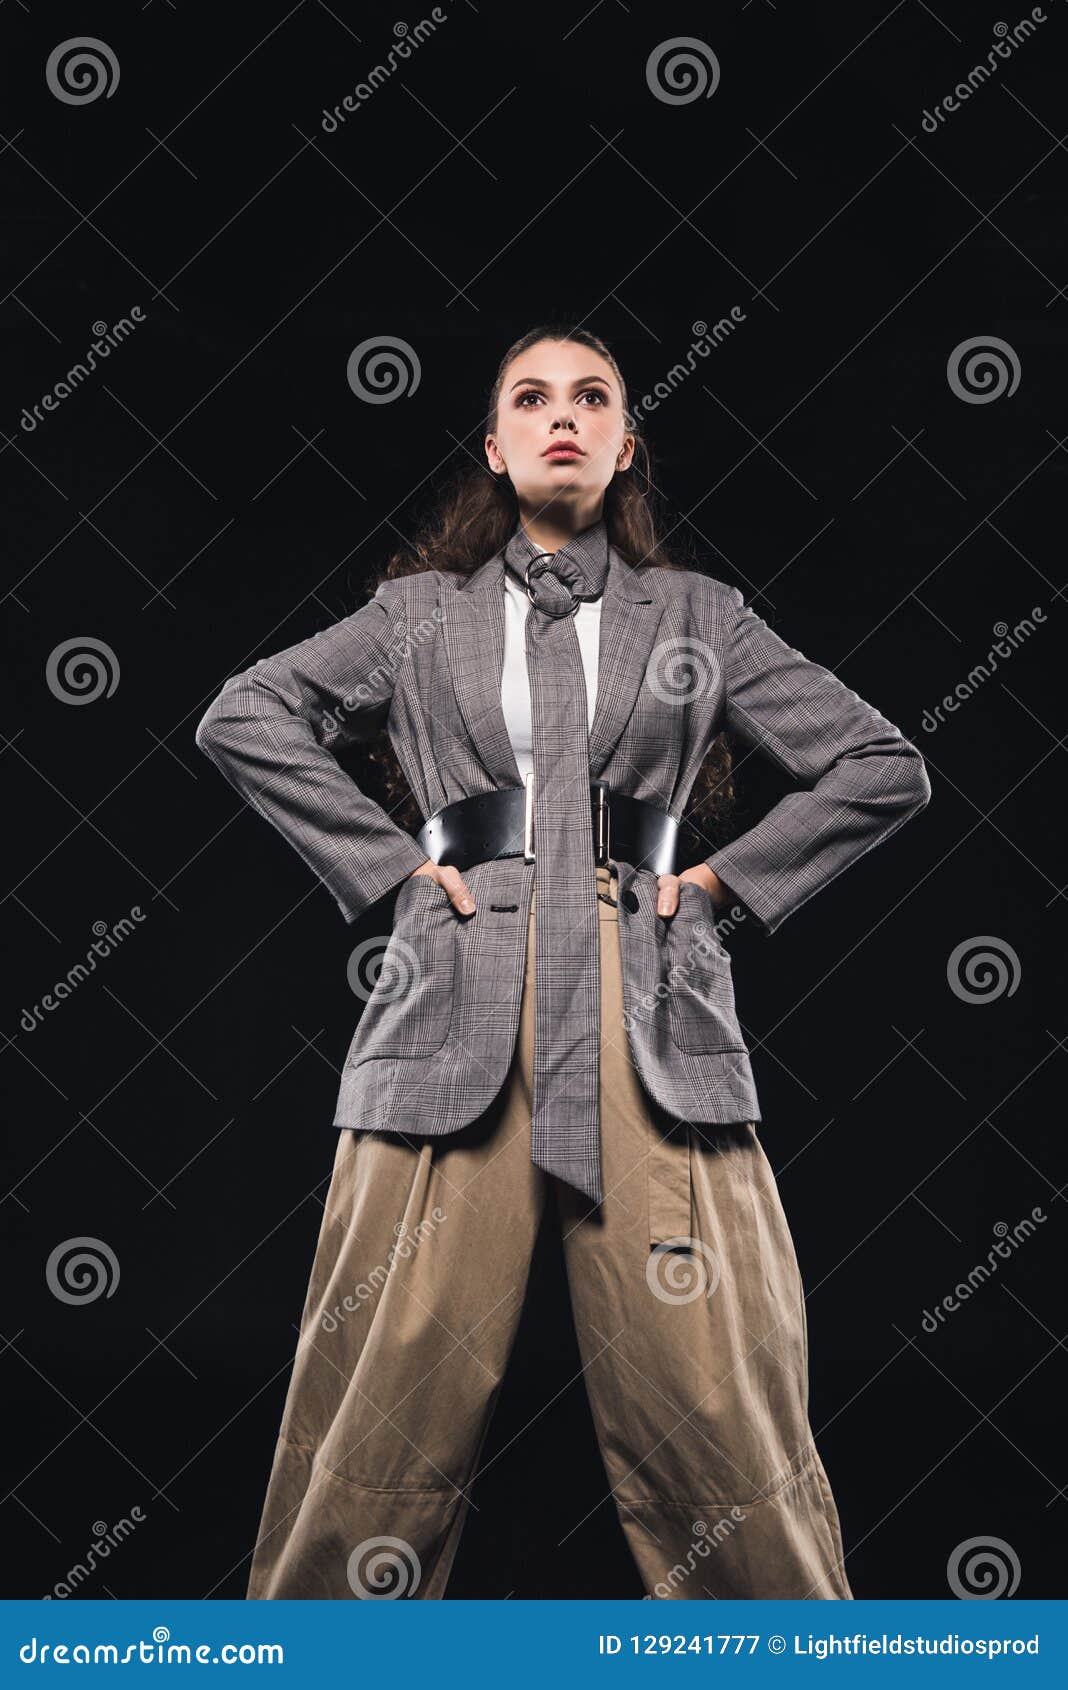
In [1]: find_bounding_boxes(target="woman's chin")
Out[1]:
[531,469,593,502]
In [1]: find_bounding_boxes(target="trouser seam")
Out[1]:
[281,1434,462,1496]
[618,1438,818,1511]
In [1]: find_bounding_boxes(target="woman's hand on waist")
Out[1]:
[656,864,728,918]
[408,860,729,921]
[409,860,476,916]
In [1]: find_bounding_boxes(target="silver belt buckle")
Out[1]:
[523,770,536,861]
[525,773,610,864]
[592,779,610,865]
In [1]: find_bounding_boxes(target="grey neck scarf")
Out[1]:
[502,516,612,1205]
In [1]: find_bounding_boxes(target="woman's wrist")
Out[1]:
[684,863,729,907]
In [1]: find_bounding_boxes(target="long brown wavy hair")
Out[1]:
[361,324,736,863]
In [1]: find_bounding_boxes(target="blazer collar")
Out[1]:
[501,515,610,602]
[462,521,653,604]
[441,523,664,787]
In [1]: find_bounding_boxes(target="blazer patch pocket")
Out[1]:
[665,882,749,1057]
[345,873,457,1064]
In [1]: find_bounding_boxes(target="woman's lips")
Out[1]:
[543,446,584,459]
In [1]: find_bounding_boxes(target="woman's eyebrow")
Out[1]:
[508,374,613,392]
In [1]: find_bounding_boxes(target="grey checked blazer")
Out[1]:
[195,543,931,1140]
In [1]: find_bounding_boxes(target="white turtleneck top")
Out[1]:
[500,565,603,780]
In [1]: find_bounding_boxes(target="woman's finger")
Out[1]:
[656,873,681,918]
[436,863,476,915]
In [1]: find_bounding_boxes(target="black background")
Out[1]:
[2,0,1064,1601]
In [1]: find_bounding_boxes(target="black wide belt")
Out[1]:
[414,775,679,877]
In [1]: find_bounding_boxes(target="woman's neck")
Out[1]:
[515,497,604,557]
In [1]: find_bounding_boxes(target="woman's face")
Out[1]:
[485,339,634,512]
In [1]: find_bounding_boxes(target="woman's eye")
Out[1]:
[515,389,608,407]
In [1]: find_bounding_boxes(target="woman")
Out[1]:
[196,325,930,1601]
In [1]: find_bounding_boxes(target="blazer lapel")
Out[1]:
[441,541,663,790]
[441,551,525,789]
[587,546,662,778]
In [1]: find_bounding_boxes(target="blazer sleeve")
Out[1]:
[703,582,931,936]
[194,579,431,923]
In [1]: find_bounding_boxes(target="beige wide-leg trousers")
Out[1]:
[246,865,853,1601]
